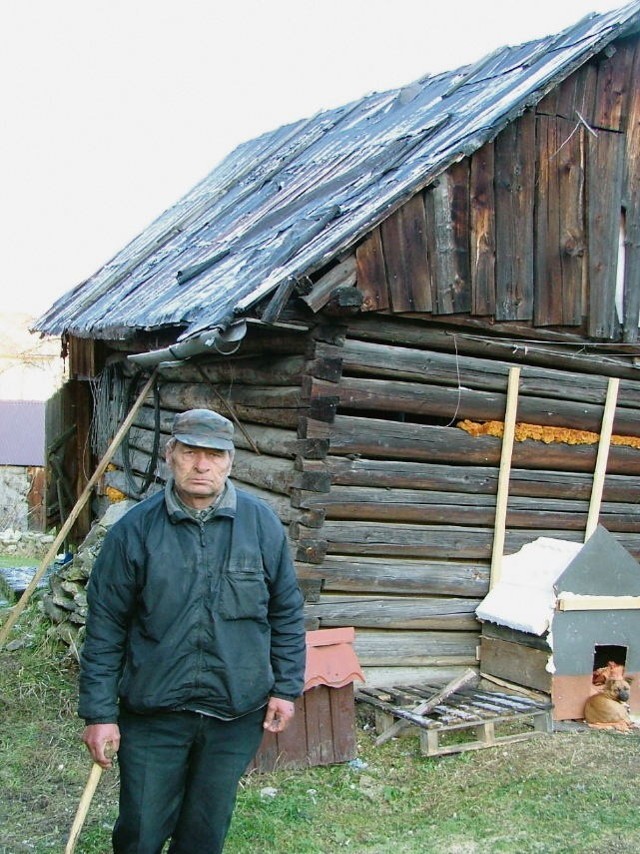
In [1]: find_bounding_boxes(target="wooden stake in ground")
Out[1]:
[0,369,158,649]
[585,376,619,541]
[375,667,477,745]
[64,762,104,854]
[489,366,520,590]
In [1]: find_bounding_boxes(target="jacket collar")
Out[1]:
[165,477,237,522]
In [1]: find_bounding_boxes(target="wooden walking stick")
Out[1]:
[64,738,115,854]
[64,762,104,854]
[0,369,158,649]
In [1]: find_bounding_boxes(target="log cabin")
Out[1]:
[34,2,640,686]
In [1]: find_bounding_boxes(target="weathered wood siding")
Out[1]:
[347,37,640,342]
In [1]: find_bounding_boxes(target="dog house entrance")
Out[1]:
[592,644,627,673]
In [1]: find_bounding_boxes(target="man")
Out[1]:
[79,408,306,854]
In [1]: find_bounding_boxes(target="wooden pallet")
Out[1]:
[356,683,553,757]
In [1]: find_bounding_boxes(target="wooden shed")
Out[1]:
[34,2,640,688]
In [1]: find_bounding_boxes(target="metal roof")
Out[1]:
[34,2,640,343]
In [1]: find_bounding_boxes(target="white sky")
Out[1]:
[1,0,627,316]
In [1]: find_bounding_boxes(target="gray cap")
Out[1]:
[171,409,234,450]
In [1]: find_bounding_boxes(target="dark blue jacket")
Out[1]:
[79,482,306,723]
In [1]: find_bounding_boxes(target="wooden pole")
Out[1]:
[0,370,157,649]
[64,762,103,854]
[489,366,520,590]
[585,376,619,541]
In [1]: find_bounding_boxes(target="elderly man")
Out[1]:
[79,408,306,854]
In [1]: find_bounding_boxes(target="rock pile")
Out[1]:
[42,501,137,653]
[0,528,56,558]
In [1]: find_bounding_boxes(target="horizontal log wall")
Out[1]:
[297,313,640,682]
[94,322,532,684]
[96,324,640,683]
[341,315,640,379]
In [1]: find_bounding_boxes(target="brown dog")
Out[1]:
[584,677,634,732]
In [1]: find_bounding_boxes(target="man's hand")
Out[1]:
[82,723,121,769]
[263,697,295,733]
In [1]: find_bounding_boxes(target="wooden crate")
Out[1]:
[248,627,364,772]
[357,683,552,757]
[248,683,357,772]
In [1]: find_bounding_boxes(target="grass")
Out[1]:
[1,598,640,854]
[0,555,39,568]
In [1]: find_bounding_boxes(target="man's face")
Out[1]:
[166,441,233,509]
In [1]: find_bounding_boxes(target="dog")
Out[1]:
[592,660,625,685]
[583,677,634,732]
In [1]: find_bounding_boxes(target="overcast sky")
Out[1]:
[1,0,628,317]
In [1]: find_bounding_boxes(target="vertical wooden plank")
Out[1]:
[450,159,471,313]
[572,63,599,127]
[380,194,432,313]
[535,116,585,326]
[69,335,98,380]
[273,695,309,768]
[585,377,619,540]
[622,42,640,343]
[490,367,520,590]
[426,179,457,313]
[304,686,336,765]
[587,129,624,339]
[248,695,309,772]
[250,731,279,773]
[380,208,407,311]
[355,228,390,312]
[419,728,441,757]
[328,684,357,762]
[593,41,636,132]
[27,466,46,531]
[403,193,433,313]
[72,378,95,542]
[558,118,587,326]
[535,116,562,326]
[535,86,559,117]
[470,141,496,316]
[495,111,535,321]
[551,62,598,124]
[424,161,471,314]
[481,720,496,746]
[533,710,553,733]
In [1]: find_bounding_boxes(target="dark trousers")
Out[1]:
[113,706,265,854]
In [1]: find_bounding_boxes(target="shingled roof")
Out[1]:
[34,2,640,344]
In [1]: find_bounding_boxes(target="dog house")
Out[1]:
[249,627,365,772]
[476,526,640,720]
